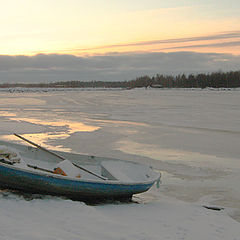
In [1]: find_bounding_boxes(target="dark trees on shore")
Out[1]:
[0,70,240,89]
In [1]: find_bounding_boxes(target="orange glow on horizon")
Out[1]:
[16,32,240,56]
[1,2,240,57]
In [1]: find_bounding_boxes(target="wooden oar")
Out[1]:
[0,155,54,173]
[14,133,107,180]
[72,162,107,180]
[27,164,55,174]
[14,133,65,160]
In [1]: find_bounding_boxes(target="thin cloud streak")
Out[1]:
[71,31,240,52]
[27,31,240,56]
[161,40,240,51]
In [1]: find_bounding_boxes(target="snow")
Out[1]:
[0,88,240,239]
[0,191,239,240]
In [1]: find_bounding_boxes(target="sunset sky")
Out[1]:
[0,0,240,82]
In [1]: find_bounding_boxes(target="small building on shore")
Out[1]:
[150,84,163,88]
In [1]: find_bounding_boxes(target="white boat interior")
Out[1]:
[0,140,159,184]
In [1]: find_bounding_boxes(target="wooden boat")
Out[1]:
[0,135,160,201]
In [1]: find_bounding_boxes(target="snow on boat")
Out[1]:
[0,136,160,201]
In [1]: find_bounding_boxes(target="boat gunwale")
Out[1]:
[0,160,160,186]
[0,140,160,186]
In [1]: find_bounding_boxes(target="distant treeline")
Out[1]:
[1,70,240,89]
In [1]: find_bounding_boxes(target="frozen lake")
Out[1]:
[0,88,240,239]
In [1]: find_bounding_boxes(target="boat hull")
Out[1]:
[0,164,156,201]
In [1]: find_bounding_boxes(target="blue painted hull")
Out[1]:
[0,164,156,201]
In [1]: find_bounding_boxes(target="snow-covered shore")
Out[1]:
[0,88,240,239]
[0,191,239,240]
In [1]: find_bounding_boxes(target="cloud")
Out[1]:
[162,40,240,51]
[71,31,240,52]
[0,52,239,83]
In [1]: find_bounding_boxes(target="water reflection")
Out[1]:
[9,117,100,133]
[2,133,71,152]
[116,140,240,170]
[0,98,45,106]
[0,116,100,152]
[0,111,17,117]
[90,119,148,127]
